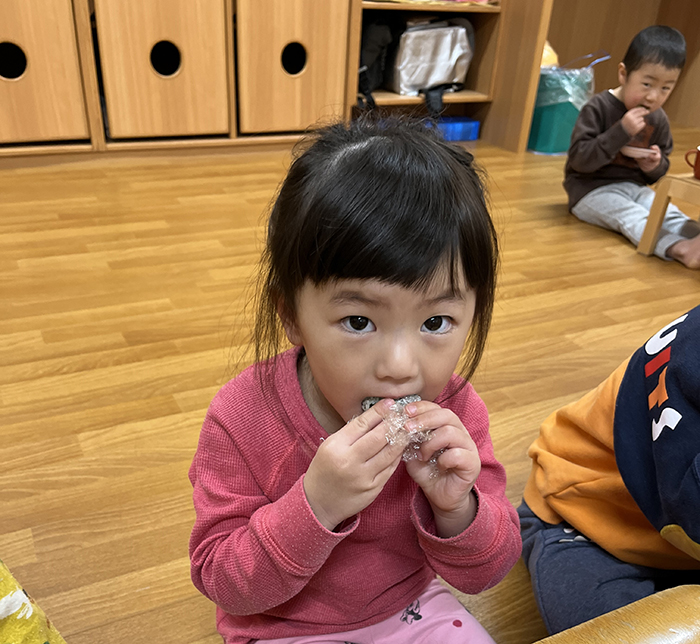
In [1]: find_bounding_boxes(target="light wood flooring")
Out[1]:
[1,128,699,644]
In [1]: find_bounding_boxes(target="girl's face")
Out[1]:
[282,267,477,435]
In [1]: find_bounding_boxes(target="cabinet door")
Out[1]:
[0,0,89,144]
[94,0,229,139]
[237,0,350,133]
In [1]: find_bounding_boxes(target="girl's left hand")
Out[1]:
[402,401,481,537]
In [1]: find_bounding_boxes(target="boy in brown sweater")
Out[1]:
[564,26,700,269]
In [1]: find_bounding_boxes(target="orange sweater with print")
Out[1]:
[523,358,700,570]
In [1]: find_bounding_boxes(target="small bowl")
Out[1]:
[620,145,654,159]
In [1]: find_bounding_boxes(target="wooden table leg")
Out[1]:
[637,177,671,256]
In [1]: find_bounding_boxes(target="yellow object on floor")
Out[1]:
[0,559,66,644]
[541,40,559,67]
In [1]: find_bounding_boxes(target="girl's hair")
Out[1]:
[622,26,686,73]
[254,114,498,384]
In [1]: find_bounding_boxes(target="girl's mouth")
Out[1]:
[361,394,421,412]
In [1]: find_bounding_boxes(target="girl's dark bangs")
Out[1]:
[301,145,464,289]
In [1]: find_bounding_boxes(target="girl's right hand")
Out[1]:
[303,399,405,531]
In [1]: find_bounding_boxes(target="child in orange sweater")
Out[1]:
[519,305,700,634]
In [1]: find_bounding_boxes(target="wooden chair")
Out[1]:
[637,173,700,255]
[539,584,700,643]
[453,566,700,644]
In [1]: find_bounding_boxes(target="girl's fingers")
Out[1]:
[430,446,479,474]
[341,399,394,444]
[416,431,475,464]
[366,430,406,468]
[339,399,407,462]
[405,406,470,438]
[368,445,405,486]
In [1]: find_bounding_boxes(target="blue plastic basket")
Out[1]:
[438,116,480,142]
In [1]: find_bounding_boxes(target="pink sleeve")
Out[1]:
[411,387,521,594]
[188,412,356,615]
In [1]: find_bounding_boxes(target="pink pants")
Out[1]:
[255,579,496,644]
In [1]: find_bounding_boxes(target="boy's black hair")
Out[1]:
[622,25,686,73]
[254,113,498,385]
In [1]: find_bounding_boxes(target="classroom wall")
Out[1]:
[657,1,700,129]
[546,0,661,93]
[546,0,699,128]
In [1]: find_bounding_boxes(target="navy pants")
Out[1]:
[518,501,700,635]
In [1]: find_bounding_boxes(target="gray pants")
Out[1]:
[571,182,700,260]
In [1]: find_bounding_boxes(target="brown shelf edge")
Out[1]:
[362,1,501,13]
[0,135,302,160]
[0,143,94,158]
[370,89,491,106]
[104,134,302,151]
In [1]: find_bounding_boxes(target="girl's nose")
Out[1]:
[376,336,419,382]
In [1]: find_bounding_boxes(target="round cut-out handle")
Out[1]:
[281,42,307,76]
[0,41,28,80]
[150,40,182,77]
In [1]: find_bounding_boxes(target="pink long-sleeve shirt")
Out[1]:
[189,347,520,643]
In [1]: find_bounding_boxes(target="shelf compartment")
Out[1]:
[358,8,500,100]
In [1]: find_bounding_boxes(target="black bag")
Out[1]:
[357,17,405,110]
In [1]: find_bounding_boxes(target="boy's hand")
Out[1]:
[637,144,662,173]
[303,399,404,531]
[621,106,649,137]
[403,401,481,538]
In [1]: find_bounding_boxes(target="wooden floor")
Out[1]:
[1,127,699,644]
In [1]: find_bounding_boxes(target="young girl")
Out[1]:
[189,116,521,644]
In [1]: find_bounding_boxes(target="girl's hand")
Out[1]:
[637,144,662,173]
[303,399,405,531]
[403,401,481,538]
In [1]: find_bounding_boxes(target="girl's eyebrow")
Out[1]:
[426,291,464,304]
[329,288,464,306]
[329,291,380,305]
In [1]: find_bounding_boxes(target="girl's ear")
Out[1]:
[277,301,302,346]
[618,62,628,86]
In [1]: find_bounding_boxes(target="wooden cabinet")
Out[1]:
[236,0,351,134]
[0,0,89,144]
[93,0,230,139]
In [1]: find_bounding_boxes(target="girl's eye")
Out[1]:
[342,316,375,333]
[422,316,451,333]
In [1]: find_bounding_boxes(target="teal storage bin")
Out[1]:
[528,101,581,155]
[527,54,608,154]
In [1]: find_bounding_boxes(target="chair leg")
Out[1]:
[637,179,671,256]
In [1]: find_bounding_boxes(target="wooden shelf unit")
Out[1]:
[0,0,555,158]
